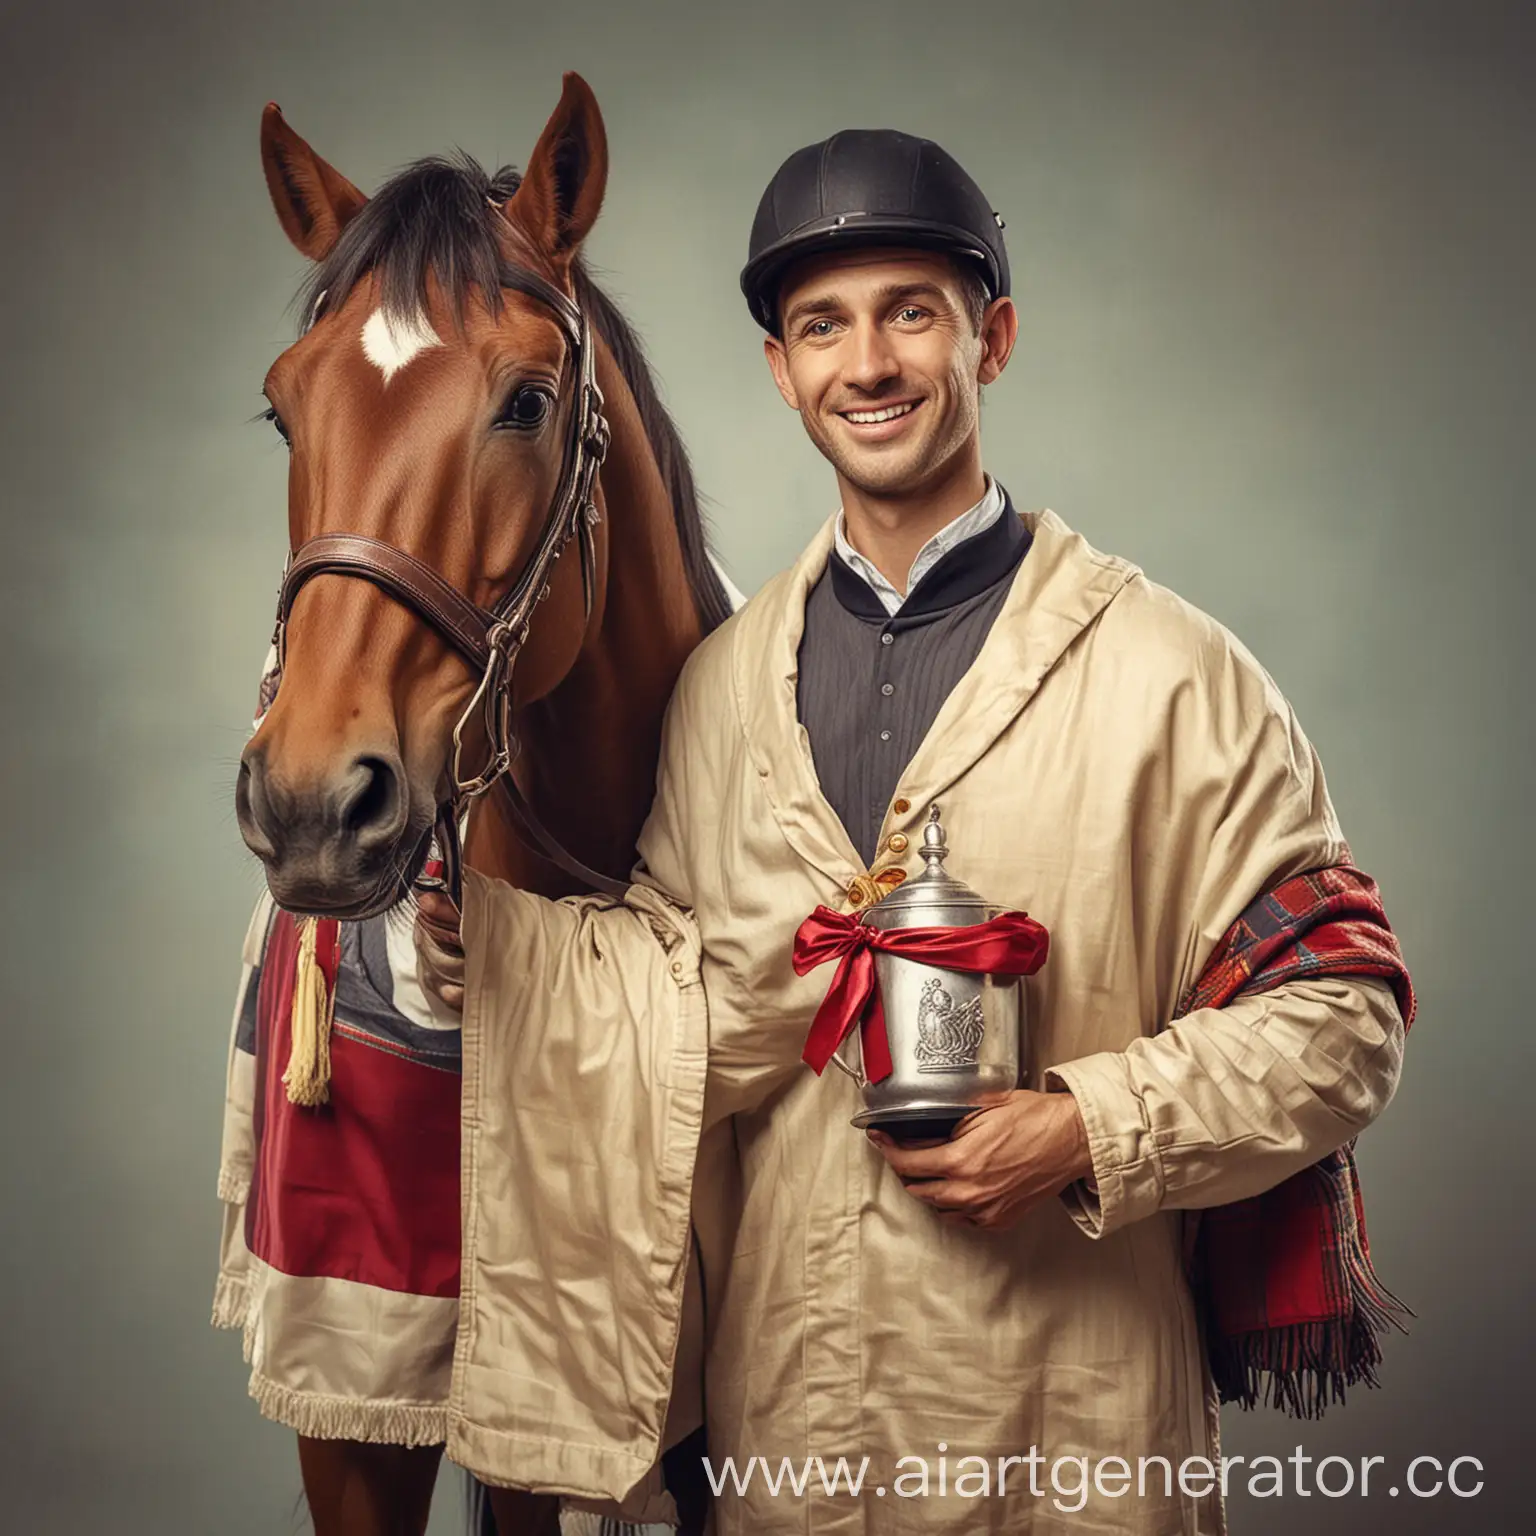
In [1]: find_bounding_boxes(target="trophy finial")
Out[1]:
[920,804,949,870]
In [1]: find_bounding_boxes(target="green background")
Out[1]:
[1,1,1529,1530]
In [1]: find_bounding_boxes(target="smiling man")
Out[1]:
[415,129,1413,1533]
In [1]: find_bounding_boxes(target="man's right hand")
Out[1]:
[414,890,465,1014]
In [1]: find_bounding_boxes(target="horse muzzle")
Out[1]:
[236,741,423,916]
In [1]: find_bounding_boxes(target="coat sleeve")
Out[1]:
[454,712,714,1504]
[1044,605,1407,1240]
[1047,976,1404,1238]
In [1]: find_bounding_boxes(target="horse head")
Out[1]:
[237,75,617,917]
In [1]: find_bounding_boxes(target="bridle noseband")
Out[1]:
[270,262,629,903]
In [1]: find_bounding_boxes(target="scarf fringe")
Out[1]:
[1210,1247,1413,1418]
[216,1166,250,1205]
[248,1371,448,1447]
[210,1271,251,1331]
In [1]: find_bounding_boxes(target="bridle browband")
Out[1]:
[270,258,631,904]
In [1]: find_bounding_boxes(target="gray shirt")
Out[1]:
[796,490,1032,867]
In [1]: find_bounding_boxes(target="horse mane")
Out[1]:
[296,151,733,633]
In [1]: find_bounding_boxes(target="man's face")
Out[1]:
[763,248,1011,499]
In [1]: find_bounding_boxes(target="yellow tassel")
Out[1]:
[283,916,333,1107]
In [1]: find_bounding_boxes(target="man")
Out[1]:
[416,130,1410,1533]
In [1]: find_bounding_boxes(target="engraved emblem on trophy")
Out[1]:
[914,977,987,1072]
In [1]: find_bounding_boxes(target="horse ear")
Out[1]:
[260,103,368,261]
[504,72,608,270]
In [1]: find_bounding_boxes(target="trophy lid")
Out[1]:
[864,805,990,929]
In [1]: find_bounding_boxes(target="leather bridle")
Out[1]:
[270,260,631,904]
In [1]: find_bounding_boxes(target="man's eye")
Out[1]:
[805,319,835,338]
[896,306,926,323]
[262,405,291,446]
[495,385,554,429]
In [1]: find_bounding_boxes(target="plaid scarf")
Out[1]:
[1178,863,1416,1418]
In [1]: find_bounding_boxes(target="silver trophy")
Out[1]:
[831,806,1027,1139]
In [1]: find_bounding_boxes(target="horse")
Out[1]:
[232,72,728,1536]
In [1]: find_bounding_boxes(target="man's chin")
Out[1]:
[829,444,934,497]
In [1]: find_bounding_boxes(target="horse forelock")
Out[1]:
[291,150,732,632]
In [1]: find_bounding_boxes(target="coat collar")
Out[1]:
[826,488,1033,623]
[733,507,1140,896]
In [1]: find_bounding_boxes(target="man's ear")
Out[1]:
[260,103,368,261]
[977,296,1019,385]
[763,335,802,411]
[502,72,608,276]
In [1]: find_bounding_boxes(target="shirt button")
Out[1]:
[880,632,894,646]
[893,798,911,814]
[888,833,909,854]
[880,682,894,696]
[879,730,892,742]
[669,959,683,977]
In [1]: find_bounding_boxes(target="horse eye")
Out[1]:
[262,405,291,446]
[496,385,553,430]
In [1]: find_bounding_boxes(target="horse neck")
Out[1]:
[463,331,705,896]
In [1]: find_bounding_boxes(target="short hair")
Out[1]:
[952,258,991,334]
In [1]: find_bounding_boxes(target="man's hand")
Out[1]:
[868,1089,1094,1231]
[414,889,466,1014]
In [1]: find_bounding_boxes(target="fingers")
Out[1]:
[414,890,464,956]
[415,913,462,953]
[415,889,461,929]
[414,898,466,1013]
[903,1177,974,1212]
[426,978,465,1012]
[866,1130,960,1180]
[926,1191,1014,1231]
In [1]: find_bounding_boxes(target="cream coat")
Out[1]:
[446,507,1405,1533]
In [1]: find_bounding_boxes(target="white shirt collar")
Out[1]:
[833,475,1006,616]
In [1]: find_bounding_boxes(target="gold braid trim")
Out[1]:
[844,866,908,911]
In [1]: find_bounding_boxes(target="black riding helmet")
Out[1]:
[740,129,1009,336]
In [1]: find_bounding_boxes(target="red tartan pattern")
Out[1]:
[1177,864,1415,1416]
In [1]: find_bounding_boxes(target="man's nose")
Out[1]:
[841,318,900,393]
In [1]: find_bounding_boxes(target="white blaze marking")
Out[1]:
[361,306,442,382]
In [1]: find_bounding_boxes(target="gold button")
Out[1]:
[887,833,909,854]
[670,959,683,977]
[893,798,911,814]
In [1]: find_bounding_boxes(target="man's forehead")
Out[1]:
[778,247,962,309]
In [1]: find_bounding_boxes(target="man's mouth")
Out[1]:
[839,400,919,425]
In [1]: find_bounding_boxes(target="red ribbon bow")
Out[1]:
[792,906,1051,1082]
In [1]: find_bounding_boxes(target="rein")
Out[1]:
[270,260,631,905]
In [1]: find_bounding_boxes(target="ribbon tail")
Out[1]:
[861,989,895,1083]
[801,947,883,1075]
[802,952,861,1073]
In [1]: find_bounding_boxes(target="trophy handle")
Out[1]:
[827,1028,866,1087]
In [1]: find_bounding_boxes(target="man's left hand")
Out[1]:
[868,1090,1094,1230]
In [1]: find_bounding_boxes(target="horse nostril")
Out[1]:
[340,754,407,845]
[236,754,276,858]
[236,758,253,824]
